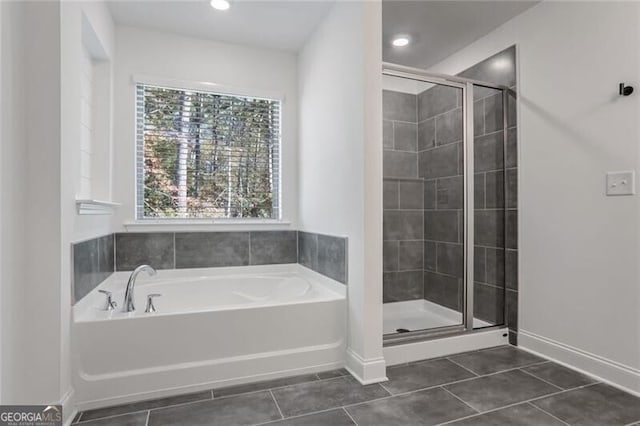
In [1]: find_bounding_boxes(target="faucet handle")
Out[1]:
[98,290,117,311]
[145,293,162,313]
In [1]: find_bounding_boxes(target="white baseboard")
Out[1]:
[519,329,640,397]
[383,328,509,365]
[60,387,76,426]
[345,348,387,384]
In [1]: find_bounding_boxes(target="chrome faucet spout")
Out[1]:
[122,264,157,312]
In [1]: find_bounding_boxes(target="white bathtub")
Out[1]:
[73,264,347,409]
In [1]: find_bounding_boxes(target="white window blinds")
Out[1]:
[136,84,281,220]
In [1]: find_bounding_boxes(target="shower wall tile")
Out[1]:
[474,246,486,282]
[175,232,250,269]
[418,84,460,121]
[506,127,518,168]
[419,143,459,179]
[484,94,505,134]
[474,173,486,209]
[384,271,424,302]
[383,90,417,122]
[506,210,518,249]
[384,150,418,178]
[398,241,423,271]
[436,107,463,145]
[384,241,399,272]
[384,180,400,209]
[507,289,518,330]
[474,132,504,173]
[424,241,437,272]
[506,168,518,209]
[485,170,505,209]
[394,122,418,152]
[116,232,174,271]
[424,210,459,243]
[424,272,462,312]
[474,282,505,325]
[424,179,437,210]
[437,243,463,279]
[418,117,436,151]
[506,249,518,291]
[384,211,424,240]
[475,210,505,247]
[383,120,394,149]
[437,176,463,210]
[485,247,505,286]
[474,99,485,135]
[399,181,424,209]
[298,231,318,271]
[250,231,297,266]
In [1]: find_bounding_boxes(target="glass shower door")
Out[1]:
[382,73,466,336]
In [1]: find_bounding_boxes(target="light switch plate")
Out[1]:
[606,171,635,196]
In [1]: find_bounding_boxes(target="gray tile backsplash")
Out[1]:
[298,231,348,284]
[250,231,297,266]
[72,234,114,304]
[73,230,348,304]
[174,232,250,269]
[115,232,175,271]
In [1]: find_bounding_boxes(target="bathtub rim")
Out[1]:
[73,263,346,323]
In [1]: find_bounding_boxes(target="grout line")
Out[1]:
[269,390,284,420]
[527,402,570,426]
[441,386,480,413]
[211,390,215,400]
[518,367,564,391]
[436,382,599,426]
[342,407,360,426]
[445,357,480,377]
[377,382,393,396]
[144,410,150,426]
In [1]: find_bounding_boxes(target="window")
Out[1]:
[136,83,281,220]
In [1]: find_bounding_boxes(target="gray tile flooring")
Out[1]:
[73,346,640,426]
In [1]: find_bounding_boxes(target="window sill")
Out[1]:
[123,219,292,233]
[76,199,121,215]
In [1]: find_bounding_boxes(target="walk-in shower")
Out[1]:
[382,48,517,345]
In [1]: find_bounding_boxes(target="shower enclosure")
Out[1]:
[382,62,514,344]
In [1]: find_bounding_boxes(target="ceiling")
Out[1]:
[383,1,538,69]
[107,0,334,52]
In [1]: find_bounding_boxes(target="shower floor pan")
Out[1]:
[383,300,491,335]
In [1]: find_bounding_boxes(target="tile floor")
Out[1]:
[72,346,640,426]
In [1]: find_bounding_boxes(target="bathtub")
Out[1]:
[73,264,347,409]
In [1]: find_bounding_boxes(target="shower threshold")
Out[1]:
[383,300,491,335]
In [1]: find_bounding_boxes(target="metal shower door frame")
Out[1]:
[382,62,509,346]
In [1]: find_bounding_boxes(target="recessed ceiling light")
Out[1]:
[210,0,230,11]
[392,36,410,47]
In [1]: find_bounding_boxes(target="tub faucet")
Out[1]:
[122,265,157,312]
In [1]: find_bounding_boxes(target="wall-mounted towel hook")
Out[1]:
[619,83,634,96]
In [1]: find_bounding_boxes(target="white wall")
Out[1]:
[0,0,64,406]
[112,27,298,231]
[298,1,385,383]
[61,2,116,418]
[0,0,27,402]
[430,1,640,393]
